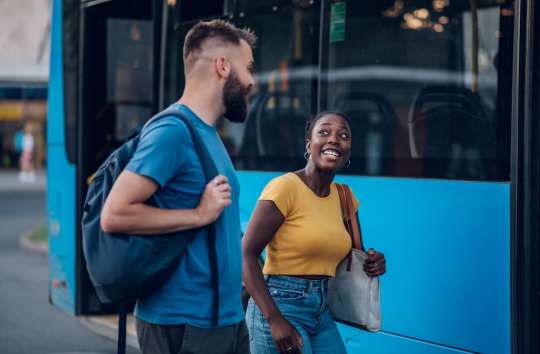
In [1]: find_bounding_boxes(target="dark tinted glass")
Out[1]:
[164,0,319,172]
[165,0,512,181]
[81,0,153,176]
[176,0,224,23]
[62,0,79,164]
[324,0,514,181]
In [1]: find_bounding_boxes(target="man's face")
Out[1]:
[222,40,254,123]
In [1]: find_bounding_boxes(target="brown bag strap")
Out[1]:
[343,184,363,251]
[336,183,352,237]
[336,183,364,251]
[336,183,363,251]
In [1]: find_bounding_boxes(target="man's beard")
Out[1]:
[222,69,252,123]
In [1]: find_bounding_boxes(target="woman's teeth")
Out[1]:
[323,150,339,157]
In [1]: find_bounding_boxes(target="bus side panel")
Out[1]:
[47,0,77,315]
[237,172,510,354]
[338,324,477,353]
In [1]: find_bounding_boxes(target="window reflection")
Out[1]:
[163,0,513,181]
[326,0,513,180]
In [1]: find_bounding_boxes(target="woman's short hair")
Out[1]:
[305,111,353,141]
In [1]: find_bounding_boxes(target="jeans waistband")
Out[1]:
[264,274,329,292]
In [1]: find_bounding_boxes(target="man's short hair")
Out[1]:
[183,19,257,68]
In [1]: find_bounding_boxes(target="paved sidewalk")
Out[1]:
[0,170,46,192]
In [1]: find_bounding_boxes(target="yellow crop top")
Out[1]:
[259,173,360,277]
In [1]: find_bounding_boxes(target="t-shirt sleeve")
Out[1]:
[125,118,189,188]
[349,187,360,213]
[341,186,361,221]
[258,176,297,217]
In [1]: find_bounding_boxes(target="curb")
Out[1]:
[19,226,48,256]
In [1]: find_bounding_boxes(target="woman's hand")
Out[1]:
[268,316,304,354]
[363,248,386,277]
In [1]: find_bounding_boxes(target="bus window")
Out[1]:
[325,0,514,181]
[164,0,319,172]
[106,18,153,142]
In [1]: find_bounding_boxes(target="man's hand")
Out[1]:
[196,174,232,225]
[363,248,386,277]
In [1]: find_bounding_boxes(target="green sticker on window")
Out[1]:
[330,2,346,42]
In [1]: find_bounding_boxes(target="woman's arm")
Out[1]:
[243,200,304,353]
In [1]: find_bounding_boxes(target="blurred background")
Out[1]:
[0,0,50,171]
[0,1,138,353]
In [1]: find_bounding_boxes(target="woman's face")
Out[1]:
[306,114,352,173]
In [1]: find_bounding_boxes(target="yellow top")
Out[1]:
[259,173,360,276]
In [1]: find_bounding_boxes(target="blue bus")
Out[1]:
[47,0,540,353]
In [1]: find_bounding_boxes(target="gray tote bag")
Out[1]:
[327,184,381,332]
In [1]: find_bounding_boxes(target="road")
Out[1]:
[0,190,140,354]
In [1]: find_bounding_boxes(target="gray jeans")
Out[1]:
[135,317,250,354]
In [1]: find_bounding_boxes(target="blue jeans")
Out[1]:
[246,275,347,354]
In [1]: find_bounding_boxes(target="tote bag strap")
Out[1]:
[335,183,363,251]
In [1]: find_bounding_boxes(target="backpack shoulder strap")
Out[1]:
[142,110,218,182]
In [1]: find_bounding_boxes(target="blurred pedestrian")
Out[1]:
[19,126,35,182]
[13,128,23,167]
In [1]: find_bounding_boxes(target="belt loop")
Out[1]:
[308,281,312,293]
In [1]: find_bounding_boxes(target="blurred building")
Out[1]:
[0,0,51,168]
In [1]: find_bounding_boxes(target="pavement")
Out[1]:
[0,169,47,192]
[0,180,140,353]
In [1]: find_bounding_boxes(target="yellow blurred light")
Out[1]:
[404,13,414,20]
[395,0,404,9]
[167,0,176,5]
[439,16,448,24]
[432,0,445,11]
[407,18,423,29]
[415,9,430,19]
[434,24,444,32]
[495,31,503,38]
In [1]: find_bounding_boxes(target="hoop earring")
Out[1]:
[304,151,310,161]
[345,159,351,168]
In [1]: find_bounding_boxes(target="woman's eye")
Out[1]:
[340,133,349,139]
[318,130,328,135]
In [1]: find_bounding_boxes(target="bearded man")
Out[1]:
[100,20,256,354]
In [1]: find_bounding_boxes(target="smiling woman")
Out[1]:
[242,110,387,354]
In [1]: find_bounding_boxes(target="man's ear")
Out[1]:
[215,56,230,80]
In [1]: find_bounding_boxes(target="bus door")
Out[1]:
[48,0,164,317]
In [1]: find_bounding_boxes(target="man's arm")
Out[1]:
[101,170,231,235]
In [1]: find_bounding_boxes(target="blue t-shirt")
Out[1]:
[125,103,244,328]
